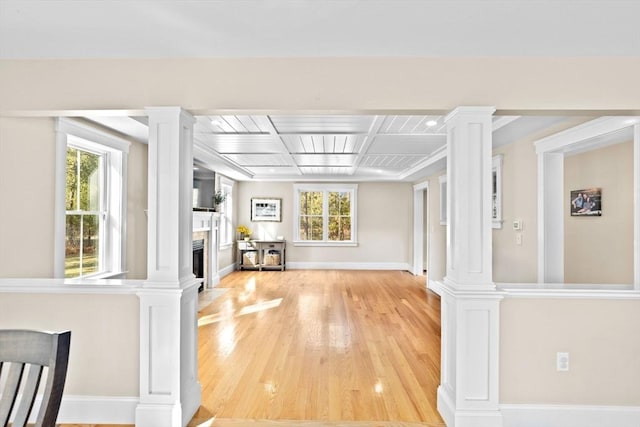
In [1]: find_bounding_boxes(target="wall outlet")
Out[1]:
[557,352,569,371]
[516,233,522,245]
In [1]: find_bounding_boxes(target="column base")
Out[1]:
[136,402,182,427]
[439,386,503,427]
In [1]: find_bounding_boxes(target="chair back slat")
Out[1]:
[0,330,70,427]
[12,364,44,427]
[0,362,25,426]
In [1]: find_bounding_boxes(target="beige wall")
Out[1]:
[421,172,447,282]
[492,139,538,283]
[0,118,148,279]
[126,140,148,279]
[236,181,413,265]
[2,56,640,408]
[0,292,139,396]
[2,58,640,112]
[501,298,640,405]
[564,141,634,284]
[0,117,56,277]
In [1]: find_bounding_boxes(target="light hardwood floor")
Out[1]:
[62,270,444,427]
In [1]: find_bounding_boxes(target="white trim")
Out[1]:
[0,278,143,294]
[412,180,429,276]
[55,118,129,279]
[218,262,236,279]
[497,282,640,299]
[57,118,131,153]
[287,261,410,271]
[635,123,640,289]
[57,395,138,425]
[534,116,640,285]
[293,183,358,244]
[500,403,640,427]
[428,279,443,296]
[438,174,447,225]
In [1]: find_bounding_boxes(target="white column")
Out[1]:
[137,107,201,427]
[537,152,564,283]
[437,107,503,427]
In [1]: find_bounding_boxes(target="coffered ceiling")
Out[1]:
[85,113,584,182]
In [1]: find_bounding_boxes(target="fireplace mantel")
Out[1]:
[192,212,221,287]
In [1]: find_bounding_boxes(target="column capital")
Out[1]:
[145,106,196,125]
[444,106,496,123]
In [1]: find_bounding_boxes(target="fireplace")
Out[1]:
[193,239,205,292]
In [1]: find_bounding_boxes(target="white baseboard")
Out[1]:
[286,262,411,271]
[218,263,236,279]
[57,395,138,424]
[428,279,443,296]
[500,404,640,427]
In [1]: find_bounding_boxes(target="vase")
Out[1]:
[244,236,250,241]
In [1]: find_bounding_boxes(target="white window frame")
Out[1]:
[219,177,234,248]
[293,183,358,246]
[55,118,130,279]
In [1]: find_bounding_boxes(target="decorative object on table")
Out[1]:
[570,188,602,216]
[237,224,252,240]
[212,190,227,212]
[251,197,282,222]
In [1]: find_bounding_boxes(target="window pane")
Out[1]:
[66,148,79,211]
[82,215,100,275]
[65,215,81,278]
[328,191,348,215]
[329,216,351,241]
[299,191,323,215]
[310,217,323,240]
[79,150,101,211]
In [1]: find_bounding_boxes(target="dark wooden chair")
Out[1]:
[0,330,71,427]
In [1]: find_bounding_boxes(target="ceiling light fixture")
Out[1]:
[426,120,438,127]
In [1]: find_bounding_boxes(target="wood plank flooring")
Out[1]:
[62,270,444,427]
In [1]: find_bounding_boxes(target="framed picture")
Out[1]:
[570,188,602,216]
[251,198,282,222]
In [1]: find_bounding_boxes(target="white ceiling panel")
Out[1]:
[299,167,352,176]
[224,153,293,166]
[367,135,446,155]
[196,134,286,153]
[378,115,445,134]
[270,115,375,133]
[360,154,424,170]
[206,115,270,133]
[281,134,366,154]
[245,166,301,176]
[293,154,357,167]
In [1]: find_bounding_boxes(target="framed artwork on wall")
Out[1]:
[251,198,282,222]
[570,188,602,216]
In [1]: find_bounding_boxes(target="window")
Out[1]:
[219,177,234,247]
[55,119,129,279]
[294,184,357,246]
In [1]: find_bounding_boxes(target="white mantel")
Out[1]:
[193,211,221,287]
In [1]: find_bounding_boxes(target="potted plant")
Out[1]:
[212,191,226,212]
[236,225,251,240]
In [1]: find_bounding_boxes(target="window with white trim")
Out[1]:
[56,119,129,278]
[219,177,234,247]
[293,184,357,246]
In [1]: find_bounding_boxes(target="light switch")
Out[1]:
[557,352,569,371]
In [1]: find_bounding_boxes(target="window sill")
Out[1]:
[293,241,358,247]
